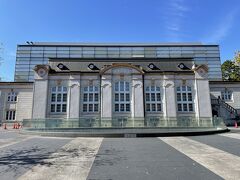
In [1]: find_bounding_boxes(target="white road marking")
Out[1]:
[219,133,240,140]
[18,137,103,180]
[0,136,35,149]
[159,137,240,180]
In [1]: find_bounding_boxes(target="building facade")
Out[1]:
[0,42,239,127]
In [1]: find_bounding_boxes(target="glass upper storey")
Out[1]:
[15,43,222,81]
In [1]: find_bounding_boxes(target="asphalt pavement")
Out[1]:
[0,128,239,180]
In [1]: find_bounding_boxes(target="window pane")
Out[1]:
[89,93,93,101]
[125,82,129,91]
[115,93,119,101]
[94,86,98,91]
[94,104,98,112]
[63,94,67,102]
[183,104,188,111]
[51,94,56,102]
[115,82,119,91]
[177,87,181,91]
[151,86,155,91]
[120,104,125,111]
[189,103,193,111]
[62,104,67,112]
[151,93,155,101]
[6,111,9,120]
[56,104,61,112]
[126,104,130,111]
[177,93,181,101]
[182,93,187,101]
[178,104,182,111]
[126,93,130,101]
[12,111,15,120]
[120,93,124,101]
[52,87,56,92]
[89,86,93,92]
[83,94,88,102]
[156,87,160,91]
[51,104,55,112]
[83,104,87,112]
[94,93,99,102]
[63,87,67,92]
[57,94,62,102]
[188,93,192,101]
[57,86,62,92]
[84,87,88,92]
[115,104,119,112]
[152,104,156,111]
[146,104,150,111]
[157,93,161,101]
[120,82,124,91]
[89,104,93,112]
[187,86,191,91]
[157,104,161,111]
[146,93,150,101]
[182,86,186,91]
[14,96,17,102]
[146,87,150,91]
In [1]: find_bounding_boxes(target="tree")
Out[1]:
[221,60,240,81]
[234,51,240,65]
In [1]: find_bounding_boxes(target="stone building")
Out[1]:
[0,42,239,127]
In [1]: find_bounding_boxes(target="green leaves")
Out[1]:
[221,60,240,81]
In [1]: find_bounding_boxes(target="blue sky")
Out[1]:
[0,0,240,81]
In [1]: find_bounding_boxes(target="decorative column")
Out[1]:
[163,75,177,120]
[131,75,144,127]
[68,75,81,119]
[101,75,112,126]
[32,65,49,119]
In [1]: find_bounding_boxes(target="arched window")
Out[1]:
[7,92,17,102]
[50,86,67,113]
[176,86,193,112]
[83,86,99,112]
[114,81,130,112]
[145,86,161,112]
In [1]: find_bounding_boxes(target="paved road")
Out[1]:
[0,128,240,180]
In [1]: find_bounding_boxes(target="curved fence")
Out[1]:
[22,117,226,129]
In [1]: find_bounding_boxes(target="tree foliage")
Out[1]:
[221,60,240,81]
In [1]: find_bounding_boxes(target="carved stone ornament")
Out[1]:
[34,65,50,77]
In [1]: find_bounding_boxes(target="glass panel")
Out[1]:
[182,86,186,91]
[187,86,191,91]
[146,93,150,101]
[83,104,88,112]
[189,104,193,111]
[157,93,161,101]
[115,82,119,91]
[51,94,56,102]
[83,94,88,102]
[56,104,61,112]
[62,104,67,112]
[51,104,55,112]
[177,93,181,101]
[94,104,98,112]
[151,86,155,91]
[89,86,93,92]
[120,93,124,101]
[188,93,192,101]
[125,82,129,91]
[94,93,99,102]
[178,104,182,111]
[120,104,125,112]
[182,93,187,101]
[57,94,62,102]
[89,104,93,112]
[115,94,119,101]
[146,104,150,111]
[183,104,188,111]
[120,82,124,91]
[89,93,93,101]
[152,104,156,111]
[151,93,155,101]
[115,104,119,112]
[52,87,56,92]
[63,94,67,102]
[126,104,130,111]
[157,104,161,111]
[177,87,181,91]
[126,93,130,101]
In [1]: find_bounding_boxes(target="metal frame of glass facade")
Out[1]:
[15,43,222,81]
